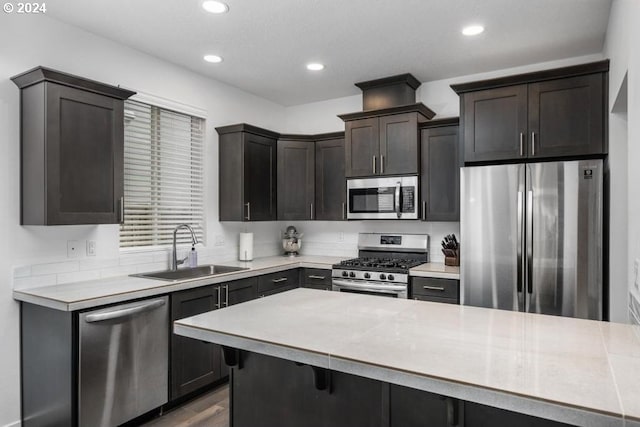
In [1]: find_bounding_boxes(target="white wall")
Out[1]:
[0,13,289,426]
[604,0,640,323]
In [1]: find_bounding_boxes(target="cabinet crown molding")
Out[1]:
[11,66,136,100]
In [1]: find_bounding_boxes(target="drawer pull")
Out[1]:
[272,278,288,283]
[423,285,445,291]
[308,275,326,280]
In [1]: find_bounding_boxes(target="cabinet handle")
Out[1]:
[216,287,222,309]
[342,202,345,220]
[380,155,384,174]
[423,285,445,291]
[272,278,288,283]
[245,202,251,221]
[372,156,376,174]
[224,285,229,307]
[119,196,125,225]
[519,132,524,156]
[531,132,536,156]
[310,203,313,220]
[422,201,427,221]
[308,275,326,280]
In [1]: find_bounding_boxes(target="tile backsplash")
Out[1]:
[13,221,459,290]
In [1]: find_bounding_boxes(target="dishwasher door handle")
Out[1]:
[85,299,166,323]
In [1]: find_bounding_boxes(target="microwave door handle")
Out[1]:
[395,181,401,218]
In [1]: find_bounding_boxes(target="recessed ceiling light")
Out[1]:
[306,63,325,71]
[204,54,223,63]
[202,1,229,14]
[462,25,484,36]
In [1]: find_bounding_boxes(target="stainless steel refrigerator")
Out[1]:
[461,160,603,320]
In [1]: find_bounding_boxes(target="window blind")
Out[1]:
[120,100,205,248]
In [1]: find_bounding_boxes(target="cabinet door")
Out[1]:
[379,113,419,175]
[528,74,604,158]
[170,286,222,400]
[315,138,346,220]
[345,118,379,177]
[244,133,277,221]
[300,268,332,290]
[465,401,572,427]
[258,269,300,296]
[226,277,258,306]
[420,125,459,221]
[411,277,459,303]
[277,140,315,220]
[390,384,459,427]
[463,85,528,163]
[46,83,123,224]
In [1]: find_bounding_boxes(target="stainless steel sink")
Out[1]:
[132,265,248,281]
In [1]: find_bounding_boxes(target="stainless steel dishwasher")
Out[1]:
[78,296,168,427]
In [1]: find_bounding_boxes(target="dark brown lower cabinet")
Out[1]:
[257,269,300,297]
[411,277,460,304]
[390,384,460,427]
[171,277,258,400]
[230,351,571,427]
[300,268,332,291]
[170,285,223,400]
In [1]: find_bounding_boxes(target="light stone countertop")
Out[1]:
[13,254,457,311]
[409,262,459,279]
[12,255,346,311]
[175,288,640,427]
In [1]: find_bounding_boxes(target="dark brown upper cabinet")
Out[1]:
[11,67,135,225]
[277,137,315,220]
[420,118,460,222]
[315,134,346,221]
[341,108,433,178]
[217,124,278,221]
[452,60,608,164]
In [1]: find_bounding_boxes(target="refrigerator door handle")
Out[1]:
[395,181,401,218]
[517,190,524,295]
[526,189,534,295]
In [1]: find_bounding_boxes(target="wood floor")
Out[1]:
[143,385,229,427]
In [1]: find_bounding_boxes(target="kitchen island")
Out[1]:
[175,288,640,427]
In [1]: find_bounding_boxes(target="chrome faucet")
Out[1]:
[172,224,198,271]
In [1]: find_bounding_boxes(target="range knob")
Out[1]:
[349,271,356,278]
[388,274,395,281]
[342,271,348,277]
[379,274,386,280]
[364,273,370,279]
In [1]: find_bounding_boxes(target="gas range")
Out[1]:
[331,233,429,299]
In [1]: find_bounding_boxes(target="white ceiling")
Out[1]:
[46,0,612,106]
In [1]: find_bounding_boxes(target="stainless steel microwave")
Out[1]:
[347,176,418,220]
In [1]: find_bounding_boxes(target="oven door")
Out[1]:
[347,176,418,220]
[332,279,408,298]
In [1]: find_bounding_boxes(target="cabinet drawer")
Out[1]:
[258,269,299,293]
[411,277,459,301]
[260,285,297,298]
[412,294,458,305]
[300,268,331,288]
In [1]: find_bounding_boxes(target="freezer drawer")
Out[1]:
[78,296,168,427]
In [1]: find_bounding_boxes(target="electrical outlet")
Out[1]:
[338,232,344,242]
[67,240,80,258]
[634,259,639,291]
[215,235,225,246]
[87,240,96,256]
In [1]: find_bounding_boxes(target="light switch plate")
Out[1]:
[338,232,345,242]
[214,235,225,246]
[67,240,80,258]
[87,240,96,256]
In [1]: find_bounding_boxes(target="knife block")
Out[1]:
[444,250,459,266]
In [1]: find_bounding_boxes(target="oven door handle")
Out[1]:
[395,181,401,219]
[332,279,406,292]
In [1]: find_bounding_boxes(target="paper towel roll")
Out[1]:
[239,232,254,261]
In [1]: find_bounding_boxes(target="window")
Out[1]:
[120,100,205,248]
